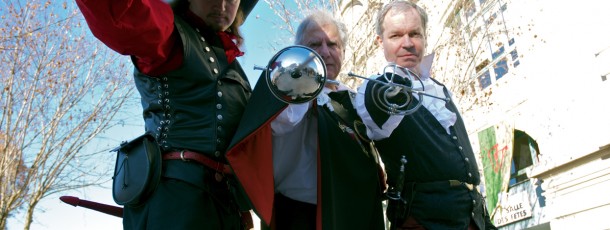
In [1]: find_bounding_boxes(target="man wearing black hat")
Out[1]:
[75,0,258,229]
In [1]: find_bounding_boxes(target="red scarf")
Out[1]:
[216,31,244,64]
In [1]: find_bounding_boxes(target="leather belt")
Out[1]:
[405,180,474,192]
[163,150,233,175]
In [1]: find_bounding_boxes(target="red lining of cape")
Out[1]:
[226,112,282,226]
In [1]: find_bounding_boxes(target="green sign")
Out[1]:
[478,123,513,219]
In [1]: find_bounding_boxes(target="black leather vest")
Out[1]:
[365,76,490,230]
[365,77,481,186]
[133,16,251,159]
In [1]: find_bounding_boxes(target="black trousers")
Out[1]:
[123,177,242,230]
[262,193,316,230]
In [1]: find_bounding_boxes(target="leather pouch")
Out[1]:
[111,133,162,206]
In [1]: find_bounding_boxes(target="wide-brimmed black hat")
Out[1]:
[168,0,259,22]
[241,0,258,21]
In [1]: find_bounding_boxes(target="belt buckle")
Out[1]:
[464,183,474,191]
[180,150,188,161]
[215,172,224,182]
[449,180,474,191]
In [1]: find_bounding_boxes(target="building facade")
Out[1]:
[338,0,610,229]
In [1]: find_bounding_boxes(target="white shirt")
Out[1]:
[270,83,351,204]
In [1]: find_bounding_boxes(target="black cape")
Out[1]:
[226,75,385,229]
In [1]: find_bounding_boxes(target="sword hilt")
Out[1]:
[386,155,407,201]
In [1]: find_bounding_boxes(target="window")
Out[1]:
[475,39,518,89]
[494,58,508,80]
[513,60,520,68]
[447,0,518,90]
[510,49,520,68]
[478,70,492,88]
[509,130,540,186]
[491,45,505,60]
[510,49,518,61]
[476,59,490,72]
[500,3,507,12]
[445,9,464,30]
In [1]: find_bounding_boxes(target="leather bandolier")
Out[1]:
[316,90,387,230]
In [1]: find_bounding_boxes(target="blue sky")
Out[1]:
[239,4,295,86]
[15,1,291,230]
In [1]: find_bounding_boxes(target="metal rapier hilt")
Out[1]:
[255,45,339,104]
[386,155,408,201]
[385,155,408,230]
[347,63,450,115]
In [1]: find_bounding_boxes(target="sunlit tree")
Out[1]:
[0,1,136,229]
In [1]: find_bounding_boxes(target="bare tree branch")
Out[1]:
[0,1,137,229]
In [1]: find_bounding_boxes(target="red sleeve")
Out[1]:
[75,0,182,76]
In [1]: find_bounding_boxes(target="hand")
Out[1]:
[374,74,411,105]
[386,86,402,98]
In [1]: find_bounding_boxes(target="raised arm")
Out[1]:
[75,0,180,75]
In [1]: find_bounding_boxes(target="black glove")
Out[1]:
[364,73,415,126]
[378,73,412,104]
